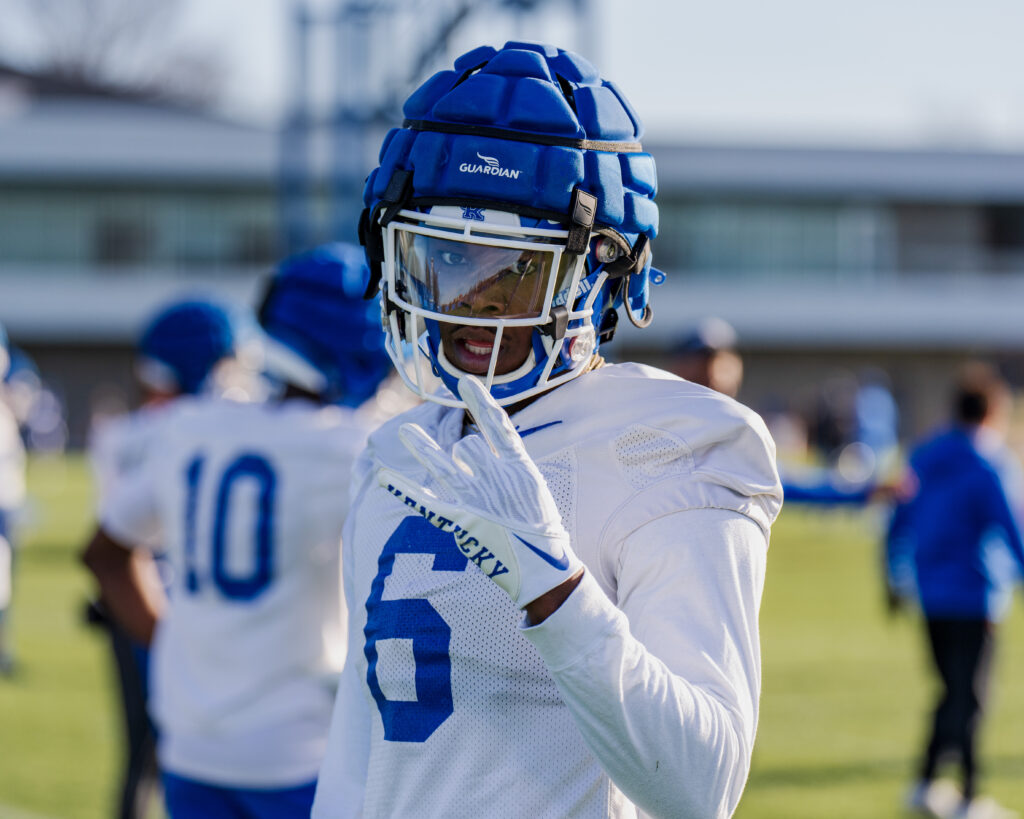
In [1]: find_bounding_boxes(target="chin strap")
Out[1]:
[624,300,653,329]
[598,233,653,330]
[623,273,654,329]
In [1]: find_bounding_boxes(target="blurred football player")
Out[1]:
[86,297,241,819]
[671,316,744,399]
[887,362,1024,819]
[312,42,783,819]
[671,319,897,508]
[83,244,392,819]
[0,321,27,677]
[90,298,242,505]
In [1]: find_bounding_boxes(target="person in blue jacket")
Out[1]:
[887,362,1024,819]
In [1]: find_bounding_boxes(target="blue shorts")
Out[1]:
[161,771,317,819]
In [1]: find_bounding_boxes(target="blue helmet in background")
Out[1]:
[360,41,659,407]
[257,242,391,407]
[137,299,237,395]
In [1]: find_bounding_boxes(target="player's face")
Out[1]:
[397,235,551,375]
[434,240,541,375]
[434,239,540,374]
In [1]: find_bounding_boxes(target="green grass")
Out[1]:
[1,457,1022,817]
[742,509,1024,818]
[0,456,118,819]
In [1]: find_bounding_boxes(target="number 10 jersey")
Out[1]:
[102,396,373,787]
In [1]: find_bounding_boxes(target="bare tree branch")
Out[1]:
[0,0,225,106]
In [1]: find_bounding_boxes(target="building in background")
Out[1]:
[621,142,1024,439]
[3,28,1024,447]
[0,64,278,442]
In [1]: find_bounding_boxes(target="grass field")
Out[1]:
[1,455,1022,818]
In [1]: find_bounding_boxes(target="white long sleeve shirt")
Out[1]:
[312,362,782,818]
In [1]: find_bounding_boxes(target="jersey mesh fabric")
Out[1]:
[537,449,578,533]
[613,425,694,491]
[352,473,609,818]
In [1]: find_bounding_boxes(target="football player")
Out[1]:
[82,243,392,819]
[90,298,242,506]
[312,42,783,819]
[887,363,1024,819]
[671,317,744,399]
[0,321,27,677]
[86,297,241,819]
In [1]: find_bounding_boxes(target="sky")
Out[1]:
[143,0,1024,149]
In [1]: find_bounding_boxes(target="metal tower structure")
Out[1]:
[278,0,597,257]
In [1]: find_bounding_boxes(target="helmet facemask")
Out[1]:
[381,206,606,408]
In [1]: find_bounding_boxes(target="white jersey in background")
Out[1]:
[89,402,175,512]
[313,362,783,819]
[0,401,25,518]
[0,401,26,613]
[102,396,374,788]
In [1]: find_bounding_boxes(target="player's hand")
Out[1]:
[377,375,583,608]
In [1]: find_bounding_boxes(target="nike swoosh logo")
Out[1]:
[513,533,570,570]
[517,420,563,438]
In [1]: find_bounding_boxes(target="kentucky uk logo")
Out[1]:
[458,152,521,179]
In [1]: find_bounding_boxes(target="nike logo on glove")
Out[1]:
[513,533,570,570]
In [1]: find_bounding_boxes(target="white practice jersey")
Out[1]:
[0,402,25,516]
[89,403,175,516]
[0,401,24,611]
[313,362,783,819]
[102,396,374,787]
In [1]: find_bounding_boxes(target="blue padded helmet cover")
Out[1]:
[138,300,236,395]
[261,242,390,406]
[364,41,658,245]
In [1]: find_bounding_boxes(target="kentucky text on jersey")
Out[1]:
[384,483,510,580]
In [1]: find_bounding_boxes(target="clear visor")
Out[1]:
[381,208,603,408]
[393,224,576,322]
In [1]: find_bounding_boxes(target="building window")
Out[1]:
[893,205,983,274]
[94,218,152,265]
[233,224,276,266]
[983,206,1024,272]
